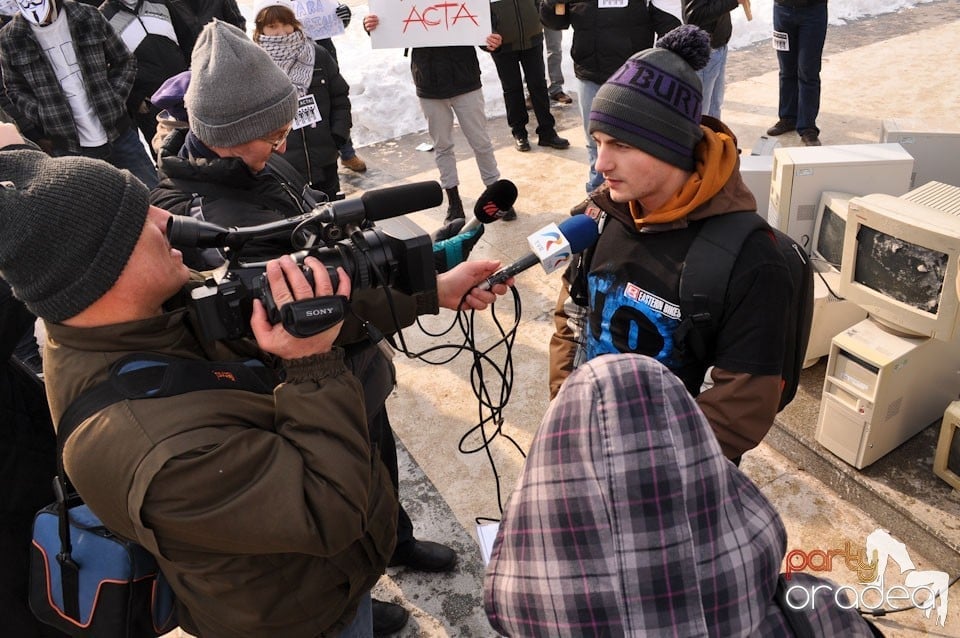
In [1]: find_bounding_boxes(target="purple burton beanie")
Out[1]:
[589,25,712,171]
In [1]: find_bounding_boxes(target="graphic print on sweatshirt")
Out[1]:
[586,272,683,368]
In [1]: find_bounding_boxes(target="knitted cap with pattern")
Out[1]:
[589,25,712,171]
[0,150,149,322]
[185,19,298,147]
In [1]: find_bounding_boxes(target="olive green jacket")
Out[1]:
[45,308,397,638]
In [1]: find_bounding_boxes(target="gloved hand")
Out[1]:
[302,184,329,209]
[336,4,352,28]
[432,220,485,273]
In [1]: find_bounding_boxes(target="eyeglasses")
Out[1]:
[261,126,292,151]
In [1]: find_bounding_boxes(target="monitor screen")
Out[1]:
[839,191,960,341]
[948,424,960,478]
[816,203,846,270]
[812,192,854,273]
[853,227,948,315]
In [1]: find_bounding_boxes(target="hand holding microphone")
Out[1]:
[432,180,519,273]
[478,214,599,290]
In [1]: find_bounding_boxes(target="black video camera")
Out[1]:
[167,182,441,342]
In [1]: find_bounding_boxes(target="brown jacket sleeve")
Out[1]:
[696,366,782,459]
[549,279,581,400]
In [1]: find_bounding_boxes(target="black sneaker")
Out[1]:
[537,133,570,150]
[766,118,796,136]
[372,600,409,636]
[551,91,573,104]
[800,129,822,146]
[502,207,517,221]
[514,134,531,152]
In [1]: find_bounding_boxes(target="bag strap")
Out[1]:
[675,211,769,362]
[57,354,276,460]
[51,354,276,594]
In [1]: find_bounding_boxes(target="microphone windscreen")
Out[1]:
[361,181,443,221]
[558,214,600,253]
[473,179,519,222]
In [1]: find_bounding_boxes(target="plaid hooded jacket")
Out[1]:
[0,1,136,154]
[485,353,878,637]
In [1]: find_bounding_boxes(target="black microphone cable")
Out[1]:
[408,286,527,521]
[342,229,532,522]
[346,252,528,522]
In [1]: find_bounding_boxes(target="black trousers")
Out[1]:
[491,35,557,139]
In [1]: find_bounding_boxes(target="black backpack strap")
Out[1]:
[566,210,607,306]
[57,354,276,459]
[676,211,769,362]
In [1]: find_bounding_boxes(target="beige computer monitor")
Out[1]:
[767,143,913,252]
[838,189,960,342]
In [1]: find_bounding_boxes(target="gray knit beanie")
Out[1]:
[589,25,711,171]
[185,19,299,147]
[0,150,149,322]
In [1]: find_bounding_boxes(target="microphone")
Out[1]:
[168,181,444,249]
[463,179,519,233]
[478,214,599,290]
[317,180,443,226]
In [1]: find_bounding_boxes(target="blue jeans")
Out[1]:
[92,126,159,189]
[338,592,372,638]
[339,137,357,160]
[774,2,827,134]
[697,45,727,120]
[577,78,603,193]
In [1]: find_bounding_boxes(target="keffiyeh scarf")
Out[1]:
[259,30,314,97]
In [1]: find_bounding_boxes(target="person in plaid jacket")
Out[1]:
[484,353,883,637]
[0,0,158,186]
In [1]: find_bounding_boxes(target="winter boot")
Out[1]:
[444,186,465,223]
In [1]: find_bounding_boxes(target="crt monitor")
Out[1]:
[767,143,913,253]
[810,191,854,274]
[838,191,960,341]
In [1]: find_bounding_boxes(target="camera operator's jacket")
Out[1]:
[550,118,791,459]
[43,306,398,638]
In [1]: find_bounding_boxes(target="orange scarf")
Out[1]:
[629,125,739,228]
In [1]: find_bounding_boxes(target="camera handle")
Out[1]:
[279,296,349,338]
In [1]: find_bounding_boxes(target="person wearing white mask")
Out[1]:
[0,0,160,187]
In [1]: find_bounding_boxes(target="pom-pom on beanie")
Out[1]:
[185,20,298,147]
[0,150,149,322]
[589,25,712,171]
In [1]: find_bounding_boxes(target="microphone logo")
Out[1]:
[528,223,573,274]
[542,232,566,251]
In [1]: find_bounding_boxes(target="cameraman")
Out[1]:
[0,123,508,637]
[150,20,483,633]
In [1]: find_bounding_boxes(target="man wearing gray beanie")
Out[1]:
[549,26,793,464]
[0,121,509,636]
[152,19,326,260]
